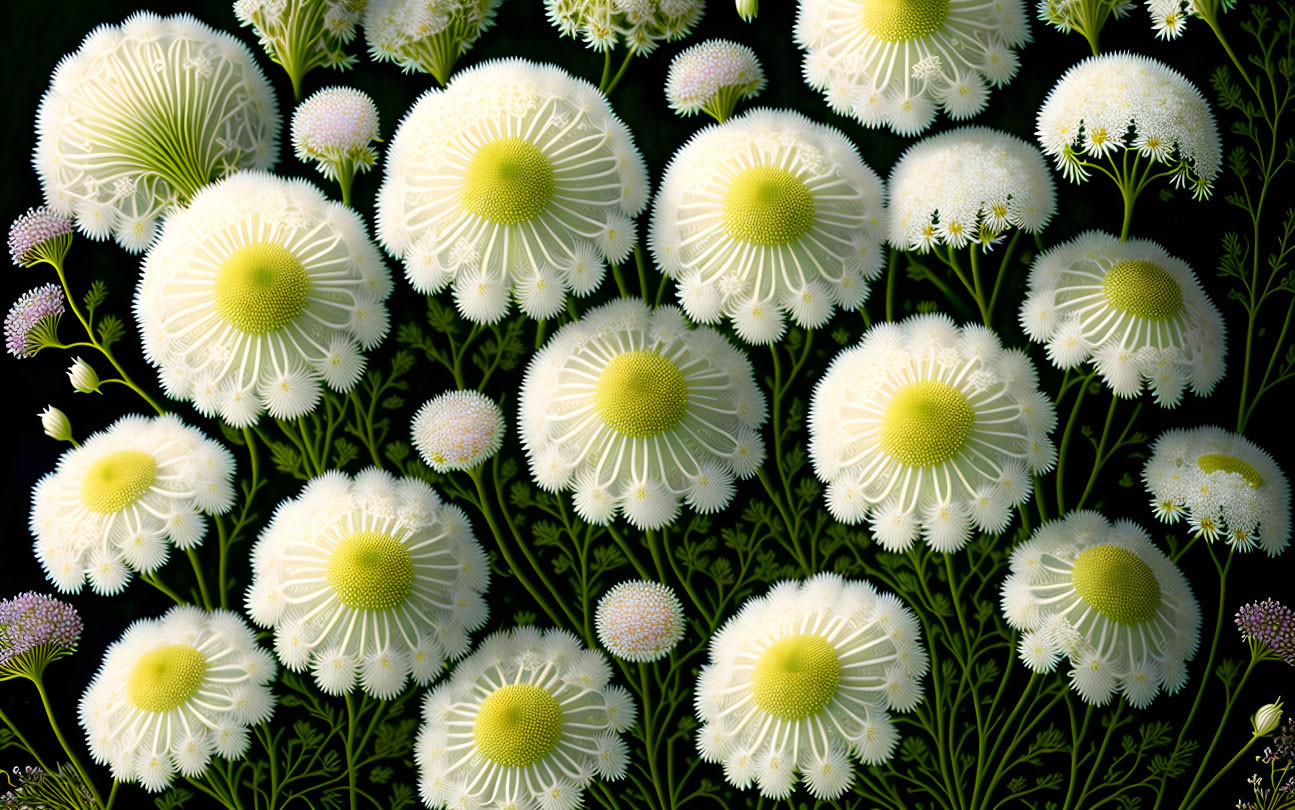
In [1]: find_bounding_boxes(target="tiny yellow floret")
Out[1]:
[1102,260,1183,321]
[722,166,815,247]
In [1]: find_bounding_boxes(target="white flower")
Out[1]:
[887,126,1055,251]
[544,0,704,54]
[1019,231,1225,406]
[34,12,279,252]
[1037,0,1134,36]
[79,606,276,792]
[696,574,927,800]
[38,406,73,443]
[364,0,501,83]
[136,171,392,427]
[234,0,366,93]
[376,59,649,323]
[809,314,1055,552]
[1144,0,1192,39]
[67,357,101,394]
[291,87,380,181]
[737,0,759,20]
[650,109,886,343]
[1000,511,1201,708]
[30,415,235,595]
[595,580,685,662]
[665,39,765,121]
[415,626,634,810]
[1143,426,1290,556]
[519,300,766,529]
[245,469,489,698]
[411,390,505,472]
[795,0,1029,135]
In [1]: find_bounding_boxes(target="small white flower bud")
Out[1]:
[1253,700,1283,736]
[736,0,757,20]
[68,357,101,393]
[39,406,73,442]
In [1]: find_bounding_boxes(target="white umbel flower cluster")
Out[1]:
[695,574,928,800]
[1144,427,1290,556]
[245,470,490,698]
[377,59,649,322]
[80,606,276,792]
[411,390,506,472]
[519,300,767,529]
[595,580,686,662]
[291,87,380,181]
[887,126,1055,252]
[364,0,502,84]
[31,414,235,595]
[1001,511,1201,708]
[136,171,392,427]
[665,39,765,121]
[809,314,1056,552]
[34,12,279,252]
[1020,231,1226,406]
[795,0,1029,135]
[544,0,705,54]
[650,109,886,344]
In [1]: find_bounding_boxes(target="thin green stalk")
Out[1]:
[32,676,103,808]
[603,50,634,95]
[0,704,50,771]
[1075,394,1119,510]
[1055,370,1097,513]
[638,662,671,810]
[1181,731,1261,810]
[344,692,359,810]
[1179,656,1258,810]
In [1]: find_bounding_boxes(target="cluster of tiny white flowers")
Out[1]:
[665,39,765,119]
[1036,0,1134,35]
[544,0,705,54]
[595,580,686,662]
[291,87,380,180]
[411,390,506,472]
[234,0,367,76]
[364,0,502,82]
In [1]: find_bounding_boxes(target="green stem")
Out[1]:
[0,704,50,771]
[32,675,103,808]
[344,692,359,810]
[1055,370,1096,514]
[1181,732,1261,810]
[337,162,355,208]
[638,662,671,810]
[186,548,214,611]
[1179,656,1258,810]
[603,50,634,95]
[1075,394,1119,511]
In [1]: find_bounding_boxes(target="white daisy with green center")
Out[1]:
[135,171,392,428]
[1143,426,1290,556]
[809,314,1056,552]
[34,12,279,252]
[544,0,705,54]
[1001,511,1201,708]
[30,414,235,595]
[1019,231,1225,407]
[795,0,1029,135]
[650,109,886,344]
[364,0,501,84]
[695,574,927,800]
[79,606,276,792]
[415,626,634,810]
[244,469,490,698]
[519,300,767,529]
[376,59,649,323]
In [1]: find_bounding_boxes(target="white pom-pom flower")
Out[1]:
[34,12,279,252]
[665,39,765,121]
[234,0,366,97]
[30,414,235,596]
[650,109,885,343]
[1144,426,1290,556]
[809,314,1056,552]
[79,606,276,792]
[1001,511,1201,708]
[376,59,649,323]
[544,0,704,54]
[411,390,505,472]
[595,580,685,662]
[695,574,927,800]
[415,626,634,810]
[519,300,767,529]
[291,87,380,185]
[364,0,501,84]
[1019,231,1225,406]
[244,469,490,698]
[135,171,392,427]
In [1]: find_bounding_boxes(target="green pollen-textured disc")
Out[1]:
[859,0,951,42]
[127,644,207,713]
[879,380,976,467]
[1101,260,1183,321]
[722,166,816,246]
[1071,544,1162,626]
[1196,454,1264,488]
[326,532,415,611]
[473,683,564,767]
[214,242,309,334]
[751,633,842,720]
[594,350,689,438]
[460,137,555,225]
[80,449,158,514]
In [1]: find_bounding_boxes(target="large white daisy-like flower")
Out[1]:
[544,0,704,54]
[795,0,1029,135]
[809,314,1056,552]
[234,0,366,98]
[79,606,276,792]
[519,300,767,529]
[30,414,235,595]
[244,469,490,698]
[1019,231,1226,406]
[1001,511,1201,708]
[415,626,635,810]
[887,126,1055,252]
[135,171,392,427]
[34,12,279,252]
[376,59,649,323]
[364,0,502,84]
[649,109,885,344]
[695,574,927,800]
[1143,426,1290,556]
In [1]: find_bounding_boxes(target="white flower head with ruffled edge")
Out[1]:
[544,0,705,54]
[291,86,380,181]
[364,0,502,83]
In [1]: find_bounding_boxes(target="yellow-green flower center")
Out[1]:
[80,449,157,514]
[1102,260,1183,321]
[326,532,415,611]
[722,166,816,246]
[473,683,563,767]
[879,380,976,467]
[594,350,689,438]
[1197,453,1264,487]
[461,137,555,225]
[859,0,950,42]
[751,633,841,720]
[1071,544,1161,626]
[127,644,207,713]
[214,242,310,334]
